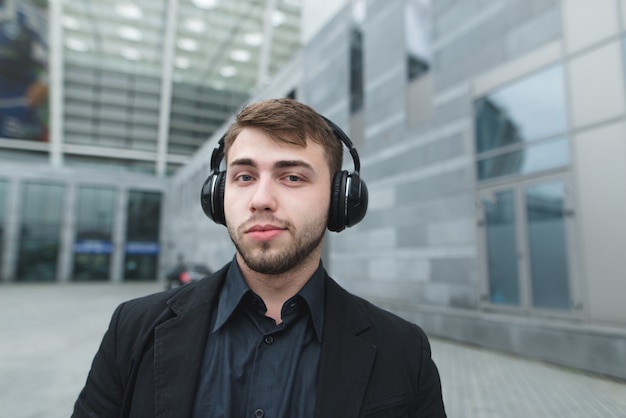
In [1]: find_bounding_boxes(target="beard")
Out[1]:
[228,213,326,275]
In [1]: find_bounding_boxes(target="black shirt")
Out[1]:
[192,258,325,418]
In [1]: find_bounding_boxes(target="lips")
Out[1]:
[246,224,285,241]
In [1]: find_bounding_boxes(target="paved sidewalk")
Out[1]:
[431,339,626,417]
[1,282,625,417]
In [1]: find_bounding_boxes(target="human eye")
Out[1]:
[279,171,308,185]
[234,173,254,183]
[285,174,302,182]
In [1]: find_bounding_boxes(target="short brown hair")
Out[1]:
[223,98,343,175]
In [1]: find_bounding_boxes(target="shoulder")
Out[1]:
[323,276,446,415]
[325,276,430,351]
[357,292,429,348]
[112,264,229,331]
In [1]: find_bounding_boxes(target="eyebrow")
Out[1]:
[229,158,315,172]
[229,158,256,168]
[273,160,315,171]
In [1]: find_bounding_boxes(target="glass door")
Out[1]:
[72,186,116,281]
[478,176,577,313]
[525,181,571,310]
[481,189,521,306]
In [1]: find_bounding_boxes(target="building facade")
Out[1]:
[168,0,626,380]
[0,0,301,282]
[1,0,625,380]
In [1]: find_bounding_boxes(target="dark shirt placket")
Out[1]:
[192,259,324,418]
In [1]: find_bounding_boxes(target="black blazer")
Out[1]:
[72,263,446,417]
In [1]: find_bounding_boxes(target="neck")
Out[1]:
[236,251,321,324]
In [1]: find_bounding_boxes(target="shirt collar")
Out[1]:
[295,261,325,341]
[212,257,326,341]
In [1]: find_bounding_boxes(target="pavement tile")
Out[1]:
[1,283,625,418]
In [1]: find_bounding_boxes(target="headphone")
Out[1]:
[200,116,368,232]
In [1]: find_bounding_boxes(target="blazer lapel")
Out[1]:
[315,277,377,418]
[153,268,227,418]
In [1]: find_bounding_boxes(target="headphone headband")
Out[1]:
[209,135,225,173]
[320,116,361,175]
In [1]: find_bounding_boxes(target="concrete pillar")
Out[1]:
[111,188,128,283]
[1,179,20,282]
[57,183,76,282]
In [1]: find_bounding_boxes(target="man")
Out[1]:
[72,98,446,417]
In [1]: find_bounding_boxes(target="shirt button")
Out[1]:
[264,335,274,344]
[254,409,264,418]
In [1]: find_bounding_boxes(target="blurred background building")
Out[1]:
[1,0,625,380]
[0,0,301,281]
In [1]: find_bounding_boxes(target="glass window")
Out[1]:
[405,0,431,81]
[350,26,364,112]
[0,180,6,218]
[350,26,364,113]
[0,149,49,164]
[477,137,570,181]
[63,155,156,175]
[166,0,301,158]
[476,65,573,314]
[73,186,116,281]
[17,182,65,281]
[474,65,569,181]
[126,190,161,241]
[62,0,168,154]
[0,180,7,276]
[526,181,570,309]
[475,65,568,153]
[350,0,365,113]
[168,85,248,156]
[124,190,161,280]
[483,190,520,305]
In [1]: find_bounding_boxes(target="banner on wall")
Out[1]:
[0,0,49,141]
[125,242,160,255]
[74,240,113,254]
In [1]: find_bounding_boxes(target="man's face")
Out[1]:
[224,127,332,275]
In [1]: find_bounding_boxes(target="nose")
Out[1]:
[249,176,277,213]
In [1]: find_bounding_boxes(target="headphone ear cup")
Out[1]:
[212,171,227,225]
[200,171,227,225]
[345,175,368,228]
[200,174,216,220]
[328,171,348,232]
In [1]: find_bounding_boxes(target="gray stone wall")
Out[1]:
[432,0,561,90]
[161,0,626,380]
[307,0,480,310]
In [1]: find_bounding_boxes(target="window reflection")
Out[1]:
[0,180,6,276]
[475,63,573,313]
[405,0,431,80]
[350,26,364,113]
[475,65,568,153]
[483,190,520,305]
[126,190,161,241]
[474,65,570,181]
[73,187,116,281]
[124,190,161,281]
[477,138,570,181]
[17,182,65,281]
[526,182,570,309]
